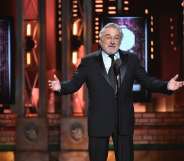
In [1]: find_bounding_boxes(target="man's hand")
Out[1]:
[167,74,184,91]
[48,74,61,92]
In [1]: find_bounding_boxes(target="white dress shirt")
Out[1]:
[101,51,120,73]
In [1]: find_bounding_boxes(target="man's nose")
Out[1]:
[110,38,115,44]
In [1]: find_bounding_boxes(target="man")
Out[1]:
[48,23,184,161]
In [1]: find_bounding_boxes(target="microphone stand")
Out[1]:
[113,59,122,135]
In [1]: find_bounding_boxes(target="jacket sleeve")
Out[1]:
[57,58,88,95]
[134,55,172,94]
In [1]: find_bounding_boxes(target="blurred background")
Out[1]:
[0,0,183,161]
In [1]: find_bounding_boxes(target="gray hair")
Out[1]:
[99,23,123,41]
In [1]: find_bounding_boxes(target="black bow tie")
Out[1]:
[109,54,115,63]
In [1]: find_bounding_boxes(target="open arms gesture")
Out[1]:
[48,74,61,92]
[167,74,184,91]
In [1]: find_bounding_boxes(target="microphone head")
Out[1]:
[113,59,122,76]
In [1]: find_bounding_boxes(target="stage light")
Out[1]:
[151,54,154,60]
[25,23,35,52]
[73,14,78,17]
[151,41,154,46]
[72,51,78,65]
[58,24,62,28]
[123,0,130,12]
[134,103,146,112]
[170,41,174,45]
[58,17,61,21]
[25,23,35,65]
[94,0,103,13]
[108,6,116,14]
[73,5,77,8]
[26,23,31,36]
[124,7,129,11]
[124,1,129,5]
[95,8,103,12]
[73,0,77,4]
[170,33,174,37]
[57,15,62,42]
[150,40,155,60]
[95,4,103,8]
[73,9,78,13]
[57,0,62,43]
[73,21,78,36]
[181,1,184,7]
[95,0,103,3]
[173,47,177,51]
[145,9,149,15]
[94,16,100,42]
[72,0,79,18]
[72,19,82,50]
[58,30,62,35]
[59,37,62,42]
[26,52,31,65]
[108,11,116,14]
[151,47,154,53]
[169,18,173,22]
[151,27,154,32]
[58,10,62,15]
[150,21,154,26]
[170,26,174,30]
[108,6,116,10]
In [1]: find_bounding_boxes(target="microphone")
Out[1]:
[113,59,122,91]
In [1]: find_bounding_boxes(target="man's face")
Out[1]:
[100,27,121,55]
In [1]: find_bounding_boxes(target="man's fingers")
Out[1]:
[54,74,59,81]
[180,81,184,86]
[48,80,53,86]
[172,74,179,81]
[53,74,57,80]
[48,75,61,90]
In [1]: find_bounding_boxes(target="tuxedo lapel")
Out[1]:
[95,51,114,89]
[95,50,128,90]
[119,51,128,86]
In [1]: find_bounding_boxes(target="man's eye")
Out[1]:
[105,36,111,39]
[115,37,120,40]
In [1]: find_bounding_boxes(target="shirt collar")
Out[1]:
[101,50,120,60]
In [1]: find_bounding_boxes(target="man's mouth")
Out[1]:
[108,45,116,48]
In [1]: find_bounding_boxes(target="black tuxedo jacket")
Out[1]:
[60,50,171,137]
